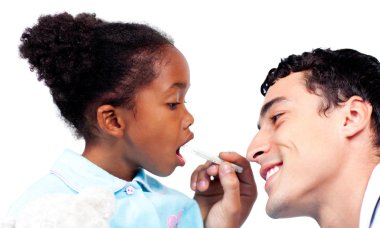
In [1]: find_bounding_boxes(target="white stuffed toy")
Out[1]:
[1,188,116,228]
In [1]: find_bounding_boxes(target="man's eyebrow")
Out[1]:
[257,96,287,129]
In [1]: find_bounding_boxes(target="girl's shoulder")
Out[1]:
[7,173,75,217]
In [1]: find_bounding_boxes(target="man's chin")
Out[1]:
[266,200,291,219]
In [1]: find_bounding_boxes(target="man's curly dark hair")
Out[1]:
[261,48,380,148]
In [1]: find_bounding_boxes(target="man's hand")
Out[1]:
[191,152,257,228]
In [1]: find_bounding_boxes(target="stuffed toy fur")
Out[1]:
[0,188,116,228]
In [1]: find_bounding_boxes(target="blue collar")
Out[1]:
[50,149,159,193]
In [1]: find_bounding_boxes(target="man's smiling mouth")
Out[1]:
[260,162,283,181]
[266,165,281,180]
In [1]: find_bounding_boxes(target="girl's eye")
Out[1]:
[271,113,284,124]
[168,102,180,110]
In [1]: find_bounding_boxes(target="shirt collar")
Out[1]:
[359,163,380,228]
[50,149,156,193]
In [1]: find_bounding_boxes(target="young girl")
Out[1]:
[8,12,256,227]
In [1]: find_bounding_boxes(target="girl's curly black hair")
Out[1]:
[19,12,174,140]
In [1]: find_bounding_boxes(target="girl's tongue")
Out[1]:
[176,148,186,166]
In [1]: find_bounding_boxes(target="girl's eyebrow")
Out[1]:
[165,82,189,101]
[170,82,188,89]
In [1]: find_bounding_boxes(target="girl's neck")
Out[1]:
[82,143,138,181]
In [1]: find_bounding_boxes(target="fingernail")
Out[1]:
[198,180,206,188]
[221,163,233,175]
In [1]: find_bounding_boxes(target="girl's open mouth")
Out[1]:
[176,148,186,166]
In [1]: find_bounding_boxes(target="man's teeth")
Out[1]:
[266,166,280,180]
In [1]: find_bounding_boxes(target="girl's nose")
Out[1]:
[184,107,194,129]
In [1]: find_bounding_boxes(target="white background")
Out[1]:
[1,1,379,227]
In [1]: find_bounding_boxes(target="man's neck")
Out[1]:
[317,160,376,228]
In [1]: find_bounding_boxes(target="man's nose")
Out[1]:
[246,131,271,163]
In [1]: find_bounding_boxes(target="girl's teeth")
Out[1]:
[266,166,280,180]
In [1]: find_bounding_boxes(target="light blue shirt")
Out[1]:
[8,149,203,228]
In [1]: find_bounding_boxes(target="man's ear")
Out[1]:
[342,96,373,138]
[96,105,126,138]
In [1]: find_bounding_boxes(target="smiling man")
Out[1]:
[247,48,380,228]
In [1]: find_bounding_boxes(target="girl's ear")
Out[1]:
[96,105,126,138]
[342,96,373,138]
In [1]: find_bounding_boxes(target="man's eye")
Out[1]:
[168,103,180,110]
[271,113,284,124]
